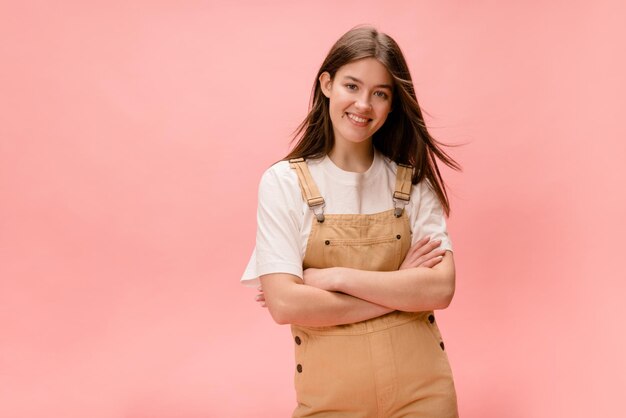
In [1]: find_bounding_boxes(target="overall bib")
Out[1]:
[289,158,458,418]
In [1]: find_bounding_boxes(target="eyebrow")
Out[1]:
[343,75,393,90]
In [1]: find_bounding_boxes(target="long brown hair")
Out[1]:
[284,25,461,215]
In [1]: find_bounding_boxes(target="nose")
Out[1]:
[355,94,372,112]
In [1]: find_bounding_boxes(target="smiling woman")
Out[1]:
[241,25,461,417]
[321,58,394,150]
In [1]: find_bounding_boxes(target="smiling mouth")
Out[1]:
[345,112,372,125]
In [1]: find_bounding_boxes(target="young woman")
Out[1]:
[241,25,461,417]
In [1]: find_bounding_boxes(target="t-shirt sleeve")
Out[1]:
[410,180,453,252]
[240,164,304,288]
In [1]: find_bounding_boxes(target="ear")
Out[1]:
[319,71,332,98]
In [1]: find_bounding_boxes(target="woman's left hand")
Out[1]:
[255,286,267,308]
[303,267,339,291]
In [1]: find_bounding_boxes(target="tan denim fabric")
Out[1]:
[289,159,458,418]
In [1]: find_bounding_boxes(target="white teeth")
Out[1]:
[348,113,368,123]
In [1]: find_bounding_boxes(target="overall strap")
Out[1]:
[393,163,414,217]
[289,158,325,223]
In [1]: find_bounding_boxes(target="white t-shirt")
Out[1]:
[240,150,453,288]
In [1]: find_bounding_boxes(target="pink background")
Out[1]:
[2,1,625,417]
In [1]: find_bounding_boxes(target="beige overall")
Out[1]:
[288,158,458,418]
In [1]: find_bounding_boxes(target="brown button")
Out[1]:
[297,364,303,373]
[428,314,435,323]
[396,234,401,239]
[440,341,445,351]
[295,336,301,345]
[324,240,330,245]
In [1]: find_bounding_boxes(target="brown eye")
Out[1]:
[374,91,388,99]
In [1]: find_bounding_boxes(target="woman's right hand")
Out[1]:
[399,237,446,270]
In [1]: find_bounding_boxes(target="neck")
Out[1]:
[328,139,375,173]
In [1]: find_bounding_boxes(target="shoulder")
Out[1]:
[261,160,295,182]
[410,178,445,216]
[258,160,299,194]
[261,156,328,186]
[256,161,304,221]
[258,158,326,207]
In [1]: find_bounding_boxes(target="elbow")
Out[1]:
[260,275,302,325]
[432,251,456,310]
[266,298,295,325]
[436,287,454,309]
[436,278,456,310]
[402,272,455,312]
[273,313,291,326]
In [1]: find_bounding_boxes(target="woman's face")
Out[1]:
[319,57,393,147]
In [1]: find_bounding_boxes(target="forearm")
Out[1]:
[330,251,456,312]
[260,274,393,327]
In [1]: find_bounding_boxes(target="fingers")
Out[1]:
[400,237,431,269]
[410,238,441,258]
[405,238,438,262]
[416,247,445,263]
[400,237,446,269]
[255,290,266,307]
[420,254,444,268]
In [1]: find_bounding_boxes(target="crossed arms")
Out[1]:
[257,237,455,327]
